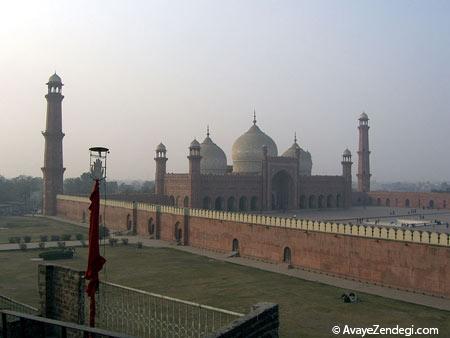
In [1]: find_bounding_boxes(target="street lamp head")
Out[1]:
[89,147,109,181]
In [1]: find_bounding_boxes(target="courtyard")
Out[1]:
[264,206,450,233]
[0,216,88,244]
[1,232,449,337]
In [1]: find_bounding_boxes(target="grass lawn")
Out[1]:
[0,216,87,243]
[0,245,449,338]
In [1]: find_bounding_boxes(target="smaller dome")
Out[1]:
[190,139,200,148]
[281,135,312,176]
[343,148,351,156]
[200,129,227,175]
[156,142,166,152]
[359,112,369,120]
[48,73,62,83]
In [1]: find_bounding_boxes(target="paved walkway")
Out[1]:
[3,215,450,311]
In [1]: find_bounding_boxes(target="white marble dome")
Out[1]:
[232,121,278,173]
[282,138,313,176]
[200,132,227,175]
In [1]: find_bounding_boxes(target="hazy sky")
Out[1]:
[1,1,449,182]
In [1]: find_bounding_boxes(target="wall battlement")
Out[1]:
[56,194,450,298]
[57,194,449,247]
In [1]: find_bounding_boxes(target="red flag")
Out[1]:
[85,179,106,326]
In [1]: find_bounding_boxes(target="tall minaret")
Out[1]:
[188,139,201,208]
[154,143,167,195]
[342,149,353,208]
[42,73,65,215]
[357,112,371,192]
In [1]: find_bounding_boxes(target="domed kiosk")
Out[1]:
[231,114,278,173]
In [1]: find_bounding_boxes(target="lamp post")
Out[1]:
[89,147,109,181]
[86,147,109,328]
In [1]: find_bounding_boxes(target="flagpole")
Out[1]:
[86,147,109,328]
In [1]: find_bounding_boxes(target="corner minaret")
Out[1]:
[357,112,371,192]
[42,73,65,215]
[154,143,167,195]
[342,149,353,208]
[188,139,201,208]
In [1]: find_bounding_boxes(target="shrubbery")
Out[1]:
[40,235,48,242]
[39,242,46,249]
[99,225,109,239]
[57,241,66,248]
[61,234,71,241]
[75,233,84,241]
[19,243,27,251]
[109,238,118,246]
[50,235,60,242]
[23,236,31,243]
[38,248,74,260]
[121,238,129,245]
[9,237,21,244]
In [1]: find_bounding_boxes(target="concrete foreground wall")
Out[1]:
[56,195,450,299]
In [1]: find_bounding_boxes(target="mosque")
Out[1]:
[42,73,372,215]
[154,112,357,212]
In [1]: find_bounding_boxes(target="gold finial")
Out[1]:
[253,109,257,125]
[207,125,210,137]
[294,132,297,144]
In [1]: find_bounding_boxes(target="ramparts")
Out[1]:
[57,194,450,299]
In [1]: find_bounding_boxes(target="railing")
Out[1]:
[0,295,38,315]
[88,281,244,338]
[1,309,133,338]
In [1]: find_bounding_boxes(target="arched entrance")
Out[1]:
[174,222,182,243]
[318,195,325,208]
[183,196,189,207]
[336,194,341,208]
[126,214,132,230]
[386,198,390,207]
[239,197,247,211]
[169,196,175,206]
[148,218,154,235]
[326,195,333,208]
[299,195,306,209]
[227,197,235,211]
[405,199,410,208]
[283,247,291,264]
[250,197,258,211]
[429,200,434,208]
[309,195,316,209]
[202,196,211,209]
[232,239,239,252]
[271,170,294,210]
[214,197,223,211]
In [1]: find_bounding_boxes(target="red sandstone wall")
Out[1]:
[367,191,449,209]
[187,216,450,298]
[57,197,450,299]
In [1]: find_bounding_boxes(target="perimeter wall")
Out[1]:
[56,195,450,299]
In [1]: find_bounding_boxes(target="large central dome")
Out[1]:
[232,117,278,173]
